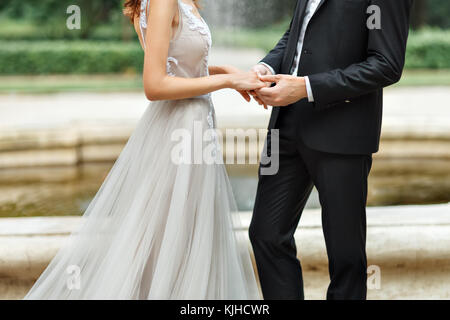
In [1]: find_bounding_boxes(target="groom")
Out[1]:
[248,0,413,299]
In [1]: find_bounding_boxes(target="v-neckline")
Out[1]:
[179,1,204,22]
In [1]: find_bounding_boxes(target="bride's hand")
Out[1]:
[213,66,252,102]
[229,71,266,92]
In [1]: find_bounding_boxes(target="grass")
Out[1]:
[0,74,143,94]
[395,69,450,87]
[0,70,448,95]
[0,19,36,40]
[0,19,448,94]
[0,18,137,41]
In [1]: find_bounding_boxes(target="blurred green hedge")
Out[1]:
[0,30,448,75]
[405,29,450,69]
[0,41,143,74]
[0,19,137,41]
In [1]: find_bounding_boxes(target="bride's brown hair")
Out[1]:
[124,0,200,21]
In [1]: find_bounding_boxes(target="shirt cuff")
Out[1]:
[304,76,314,102]
[258,62,276,75]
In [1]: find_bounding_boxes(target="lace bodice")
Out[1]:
[140,0,212,79]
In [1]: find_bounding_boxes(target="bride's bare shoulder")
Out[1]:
[149,0,178,11]
[146,0,179,27]
[132,0,179,46]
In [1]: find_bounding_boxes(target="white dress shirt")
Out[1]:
[260,0,321,102]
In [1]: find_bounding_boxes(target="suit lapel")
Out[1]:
[286,0,328,72]
[296,0,309,21]
[270,0,310,129]
[315,0,328,13]
[281,0,309,74]
[270,0,322,129]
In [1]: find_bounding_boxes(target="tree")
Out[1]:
[202,0,297,28]
[0,0,122,39]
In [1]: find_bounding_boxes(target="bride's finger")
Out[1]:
[252,94,266,108]
[255,97,268,109]
[238,90,251,102]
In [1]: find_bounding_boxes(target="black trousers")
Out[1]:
[249,131,372,300]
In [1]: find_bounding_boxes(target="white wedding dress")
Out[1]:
[25,0,260,300]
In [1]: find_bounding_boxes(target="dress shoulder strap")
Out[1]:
[140,0,150,48]
[140,0,183,48]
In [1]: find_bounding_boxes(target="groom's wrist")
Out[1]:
[295,77,308,101]
[304,76,315,102]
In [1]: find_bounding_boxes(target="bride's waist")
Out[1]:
[152,93,211,104]
[149,94,212,109]
[186,93,211,101]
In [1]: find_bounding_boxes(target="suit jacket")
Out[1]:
[261,0,413,155]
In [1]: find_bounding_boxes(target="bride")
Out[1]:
[25,0,264,299]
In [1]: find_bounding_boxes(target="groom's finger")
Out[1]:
[258,75,280,83]
[257,87,275,96]
[256,88,279,106]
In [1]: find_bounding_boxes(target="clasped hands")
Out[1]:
[244,64,308,109]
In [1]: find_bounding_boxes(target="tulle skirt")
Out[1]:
[24,97,260,300]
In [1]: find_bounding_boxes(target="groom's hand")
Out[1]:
[256,75,308,107]
[249,64,272,109]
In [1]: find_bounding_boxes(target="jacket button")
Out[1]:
[303,49,311,54]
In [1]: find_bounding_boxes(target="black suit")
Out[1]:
[250,0,412,299]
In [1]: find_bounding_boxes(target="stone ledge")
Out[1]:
[1,203,448,237]
[0,204,449,300]
[0,134,448,169]
[0,204,448,280]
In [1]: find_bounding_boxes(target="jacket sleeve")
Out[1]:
[308,0,413,110]
[259,29,291,75]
